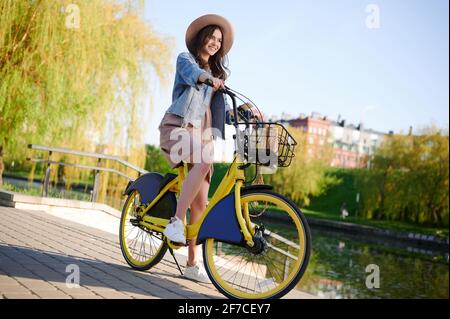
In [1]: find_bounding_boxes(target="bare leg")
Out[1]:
[175,162,211,221]
[187,178,210,266]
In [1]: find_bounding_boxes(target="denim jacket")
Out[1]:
[165,52,231,139]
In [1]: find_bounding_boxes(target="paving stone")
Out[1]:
[93,290,133,299]
[33,290,72,299]
[123,292,159,299]
[0,206,318,300]
[2,292,40,299]
[0,282,31,294]
[0,275,20,286]
[72,294,104,299]
[20,281,58,291]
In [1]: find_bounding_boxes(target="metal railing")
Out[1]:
[27,144,147,201]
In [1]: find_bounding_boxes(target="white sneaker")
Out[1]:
[163,216,186,244]
[184,263,211,284]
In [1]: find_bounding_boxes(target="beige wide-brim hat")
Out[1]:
[185,14,234,55]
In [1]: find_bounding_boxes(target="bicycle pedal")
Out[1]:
[166,238,187,249]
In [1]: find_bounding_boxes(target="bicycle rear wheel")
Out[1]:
[202,189,311,299]
[119,190,168,271]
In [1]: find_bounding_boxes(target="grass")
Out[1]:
[3,170,94,187]
[3,170,43,180]
[306,168,359,215]
[248,202,448,238]
[1,182,91,201]
[304,168,448,238]
[208,163,230,198]
[1,182,42,196]
[301,209,449,238]
[210,166,449,238]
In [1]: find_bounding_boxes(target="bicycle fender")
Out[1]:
[197,192,244,245]
[241,184,273,192]
[123,172,164,204]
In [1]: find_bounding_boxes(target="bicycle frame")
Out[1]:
[120,82,310,299]
[131,85,273,249]
[135,152,256,249]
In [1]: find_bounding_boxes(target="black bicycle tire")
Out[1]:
[202,189,312,299]
[119,190,169,271]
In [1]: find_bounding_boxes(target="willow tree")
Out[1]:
[0,0,173,201]
[356,126,449,226]
[266,127,338,207]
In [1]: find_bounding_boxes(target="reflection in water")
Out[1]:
[221,216,448,299]
[297,228,449,299]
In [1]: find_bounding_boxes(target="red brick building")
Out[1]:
[289,112,330,158]
[288,113,386,168]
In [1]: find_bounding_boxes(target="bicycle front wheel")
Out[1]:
[119,190,168,271]
[202,189,311,299]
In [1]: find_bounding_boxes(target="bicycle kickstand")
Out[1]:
[168,247,183,276]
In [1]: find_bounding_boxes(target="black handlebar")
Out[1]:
[200,79,298,170]
[201,78,265,128]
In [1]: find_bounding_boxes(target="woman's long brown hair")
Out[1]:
[189,25,230,80]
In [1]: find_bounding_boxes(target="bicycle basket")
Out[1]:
[236,122,297,167]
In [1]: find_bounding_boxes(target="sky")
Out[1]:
[140,0,449,146]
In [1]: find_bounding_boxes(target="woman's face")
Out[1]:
[200,28,222,57]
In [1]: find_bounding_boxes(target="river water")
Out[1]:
[297,227,449,298]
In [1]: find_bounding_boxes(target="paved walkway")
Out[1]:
[0,206,316,299]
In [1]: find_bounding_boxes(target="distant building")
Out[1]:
[328,119,386,168]
[288,112,331,158]
[287,113,387,168]
[218,110,388,168]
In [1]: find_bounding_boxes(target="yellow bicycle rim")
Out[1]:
[204,192,307,299]
[120,191,166,267]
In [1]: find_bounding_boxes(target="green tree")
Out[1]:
[266,127,339,207]
[0,0,173,200]
[144,144,172,174]
[356,126,449,226]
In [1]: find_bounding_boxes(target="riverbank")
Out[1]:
[1,187,448,252]
[2,172,93,193]
[302,168,448,238]
[264,207,448,251]
[304,215,448,251]
[302,209,449,240]
[4,169,448,240]
[2,170,449,247]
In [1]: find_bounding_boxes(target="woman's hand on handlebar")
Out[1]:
[210,77,225,92]
[250,106,265,121]
[202,77,225,92]
[239,104,266,122]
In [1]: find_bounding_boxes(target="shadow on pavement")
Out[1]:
[0,243,216,298]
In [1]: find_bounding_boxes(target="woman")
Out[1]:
[158,14,234,283]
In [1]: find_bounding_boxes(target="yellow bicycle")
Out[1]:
[119,84,311,299]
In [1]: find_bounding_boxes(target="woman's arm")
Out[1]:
[177,52,210,88]
[177,52,224,91]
